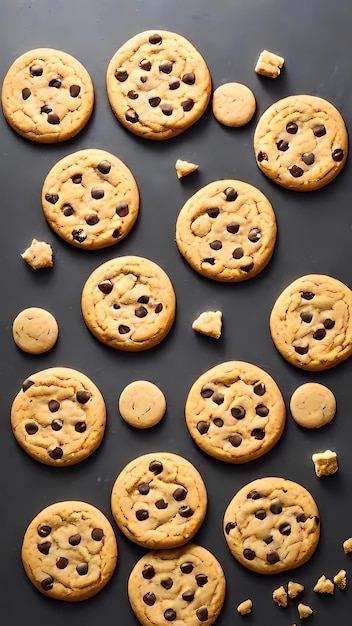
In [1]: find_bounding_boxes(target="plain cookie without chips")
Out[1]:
[111,452,207,549]
[11,367,106,466]
[12,307,58,354]
[127,543,226,626]
[212,82,256,127]
[290,382,336,428]
[2,48,94,142]
[223,476,320,574]
[21,501,117,601]
[21,238,53,269]
[118,380,166,428]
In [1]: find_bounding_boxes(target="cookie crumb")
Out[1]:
[288,581,305,599]
[312,449,338,477]
[255,49,284,78]
[313,575,334,594]
[237,599,252,615]
[272,585,287,607]
[333,569,347,590]
[192,310,222,339]
[21,238,53,269]
[297,603,313,619]
[343,537,352,553]
[175,159,199,179]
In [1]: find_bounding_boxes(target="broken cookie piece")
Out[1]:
[175,159,199,179]
[255,49,284,78]
[297,603,313,619]
[288,581,304,599]
[313,575,334,594]
[343,537,352,553]
[237,599,252,615]
[272,585,287,607]
[21,238,53,269]
[192,310,222,339]
[333,569,347,590]
[312,450,338,477]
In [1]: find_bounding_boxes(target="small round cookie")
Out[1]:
[290,382,336,428]
[223,477,320,574]
[270,274,352,371]
[254,95,348,191]
[128,543,226,626]
[2,48,94,143]
[119,380,166,428]
[21,501,117,601]
[11,367,106,466]
[176,180,277,282]
[212,82,256,127]
[185,361,285,463]
[81,256,176,351]
[111,452,207,549]
[12,307,58,354]
[42,149,139,250]
[106,30,211,140]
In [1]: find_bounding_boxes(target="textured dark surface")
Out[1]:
[0,0,351,624]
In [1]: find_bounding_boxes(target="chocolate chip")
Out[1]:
[231,405,246,419]
[70,85,81,97]
[41,576,54,591]
[169,77,180,90]
[182,589,194,601]
[332,148,344,161]
[142,565,155,579]
[143,592,156,606]
[201,388,213,398]
[247,490,261,499]
[71,174,82,184]
[161,103,173,116]
[51,419,63,431]
[75,422,86,433]
[30,65,43,76]
[56,557,68,569]
[49,78,61,88]
[136,509,149,521]
[140,75,148,83]
[118,324,130,334]
[210,240,222,250]
[294,345,309,355]
[266,550,280,564]
[324,318,335,329]
[45,193,59,204]
[196,608,209,622]
[180,562,193,574]
[179,505,193,518]
[264,535,273,544]
[302,152,315,165]
[181,99,194,111]
[229,434,242,447]
[301,291,314,300]
[232,247,243,259]
[140,59,151,71]
[225,521,236,534]
[37,541,51,555]
[286,121,298,134]
[197,421,209,434]
[243,548,255,560]
[91,187,104,199]
[41,105,52,114]
[96,161,111,175]
[214,418,224,427]
[72,228,87,243]
[47,113,60,125]
[182,72,195,85]
[138,483,150,495]
[48,399,60,413]
[277,139,289,151]
[68,534,81,546]
[76,390,91,404]
[164,609,176,621]
[91,528,104,541]
[212,393,224,405]
[127,90,138,99]
[159,60,173,73]
[240,262,254,273]
[62,204,74,216]
[226,221,240,234]
[196,574,208,586]
[25,423,38,434]
[289,164,304,177]
[149,460,163,474]
[135,306,148,318]
[149,33,162,44]
[155,499,168,509]
[76,563,88,575]
[248,227,261,242]
[173,487,187,501]
[98,279,113,294]
[138,295,150,304]
[313,124,326,137]
[270,502,282,514]
[224,187,238,201]
[86,214,99,225]
[300,311,313,323]
[155,303,163,313]
[126,108,139,123]
[258,151,268,162]
[313,328,326,340]
[256,404,269,417]
[116,201,129,217]
[279,522,291,536]
[254,382,266,396]
[115,69,128,81]
[38,525,51,537]
[161,578,173,589]
[22,88,31,100]
[251,428,265,440]
[255,510,266,520]
[49,447,63,460]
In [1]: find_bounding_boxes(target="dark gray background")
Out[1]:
[1,0,351,623]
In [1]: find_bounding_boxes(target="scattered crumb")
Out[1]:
[343,537,352,553]
[297,603,313,619]
[333,569,347,590]
[313,575,334,595]
[255,49,284,78]
[192,310,222,339]
[175,159,199,179]
[312,449,338,477]
[288,581,304,599]
[237,599,252,615]
[272,585,287,607]
[21,238,53,269]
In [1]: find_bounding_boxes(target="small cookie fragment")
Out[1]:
[12,307,58,354]
[297,603,313,619]
[237,599,252,615]
[343,537,352,553]
[118,380,166,428]
[288,581,304,599]
[212,82,256,127]
[333,569,347,589]
[290,382,336,429]
[21,238,53,269]
[273,585,287,607]
[192,310,222,339]
[175,159,199,179]
[255,49,284,78]
[312,450,338,477]
[313,575,334,594]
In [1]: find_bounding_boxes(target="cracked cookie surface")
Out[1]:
[223,477,320,574]
[111,452,207,549]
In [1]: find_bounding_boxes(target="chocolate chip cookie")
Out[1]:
[223,477,320,574]
[254,95,348,190]
[2,48,94,142]
[128,543,226,626]
[81,256,176,351]
[176,180,277,281]
[42,149,139,249]
[111,452,207,549]
[185,361,285,463]
[21,501,117,601]
[11,367,106,466]
[106,30,211,140]
[270,274,352,370]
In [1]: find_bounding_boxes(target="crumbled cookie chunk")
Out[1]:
[313,575,334,594]
[343,537,352,553]
[312,450,338,477]
[288,581,304,599]
[272,585,287,607]
[21,238,53,269]
[334,569,347,589]
[255,49,284,78]
[192,310,222,338]
[297,603,313,619]
[175,159,199,179]
[237,599,252,615]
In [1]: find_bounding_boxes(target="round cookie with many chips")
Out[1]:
[223,476,320,574]
[176,180,277,281]
[106,30,211,140]
[270,274,352,370]
[128,543,226,626]
[2,48,94,142]
[81,256,176,351]
[21,501,118,601]
[185,361,285,463]
[42,149,139,249]
[11,367,106,466]
[111,452,207,549]
[254,95,348,191]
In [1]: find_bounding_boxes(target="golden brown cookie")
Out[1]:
[106,30,211,140]
[11,367,106,466]
[21,238,53,269]
[21,501,117,601]
[223,477,320,574]
[118,380,166,428]
[111,452,207,549]
[290,382,336,428]
[127,543,226,626]
[81,256,176,351]
[185,361,285,463]
[12,307,58,354]
[270,274,352,370]
[42,149,139,249]
[2,48,94,142]
[212,82,256,127]
[176,180,277,281]
[254,95,348,191]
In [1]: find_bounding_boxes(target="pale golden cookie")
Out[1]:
[175,159,199,179]
[223,476,320,574]
[127,543,226,626]
[11,367,106,466]
[270,274,352,370]
[111,452,207,549]
[2,48,94,142]
[21,501,117,601]
[290,382,336,428]
[21,238,53,269]
[192,310,222,339]
[212,82,256,127]
[176,180,277,281]
[12,307,58,354]
[42,149,139,250]
[81,256,176,351]
[254,95,348,191]
[312,450,338,477]
[255,50,284,78]
[118,380,166,428]
[106,30,211,140]
[185,361,285,464]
